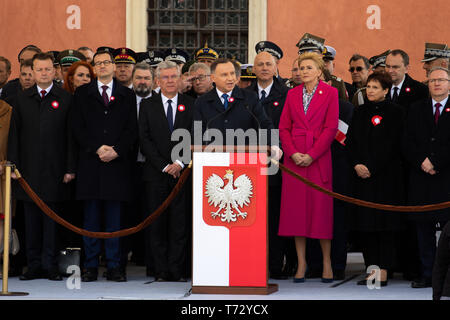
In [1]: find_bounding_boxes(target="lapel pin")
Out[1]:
[229,97,235,103]
[110,96,115,101]
[371,115,383,126]
[446,108,450,113]
[405,87,411,93]
[273,101,279,107]
[318,90,323,95]
[178,104,185,112]
[51,101,59,109]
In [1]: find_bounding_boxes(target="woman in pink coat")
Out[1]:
[278,52,339,283]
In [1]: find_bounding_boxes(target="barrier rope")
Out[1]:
[11,157,450,240]
[14,162,192,239]
[273,158,450,213]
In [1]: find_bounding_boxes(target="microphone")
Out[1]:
[206,106,229,131]
[244,104,261,130]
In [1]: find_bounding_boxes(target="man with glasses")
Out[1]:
[405,67,450,289]
[349,54,371,106]
[186,62,213,98]
[71,48,138,283]
[139,61,194,282]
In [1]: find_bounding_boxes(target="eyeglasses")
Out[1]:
[349,66,365,73]
[94,60,113,67]
[190,74,210,82]
[429,78,449,84]
[160,75,179,81]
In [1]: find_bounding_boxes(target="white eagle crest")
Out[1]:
[205,170,253,223]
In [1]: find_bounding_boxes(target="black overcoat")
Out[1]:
[386,74,428,114]
[346,100,406,231]
[7,84,75,202]
[404,98,450,222]
[71,79,138,201]
[193,86,274,146]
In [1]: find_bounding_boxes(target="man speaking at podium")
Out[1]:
[192,57,282,161]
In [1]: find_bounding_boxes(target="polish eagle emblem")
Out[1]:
[205,170,253,223]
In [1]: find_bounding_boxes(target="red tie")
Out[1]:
[101,85,109,106]
[40,90,47,99]
[435,103,442,124]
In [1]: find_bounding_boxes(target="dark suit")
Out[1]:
[433,221,450,300]
[139,92,194,280]
[71,79,138,271]
[193,86,274,145]
[246,78,290,276]
[7,84,75,274]
[405,97,450,279]
[387,74,429,114]
[387,74,429,279]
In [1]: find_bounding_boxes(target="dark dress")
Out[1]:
[346,99,405,269]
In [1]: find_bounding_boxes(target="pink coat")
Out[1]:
[278,81,339,239]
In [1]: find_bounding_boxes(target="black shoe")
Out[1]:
[411,277,432,288]
[81,268,98,282]
[305,268,322,279]
[107,267,127,282]
[48,269,63,281]
[333,269,345,281]
[19,268,44,280]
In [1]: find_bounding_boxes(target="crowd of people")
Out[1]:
[0,32,450,299]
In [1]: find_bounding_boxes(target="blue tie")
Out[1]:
[260,90,266,102]
[222,93,229,109]
[167,99,174,132]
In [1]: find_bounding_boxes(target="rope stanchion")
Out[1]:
[0,162,28,296]
[273,158,450,213]
[14,162,192,239]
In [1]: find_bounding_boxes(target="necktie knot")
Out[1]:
[435,103,442,124]
[260,90,266,101]
[40,90,47,99]
[222,93,229,109]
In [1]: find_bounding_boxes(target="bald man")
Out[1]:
[246,51,290,280]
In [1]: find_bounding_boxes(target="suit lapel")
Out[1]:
[173,95,185,129]
[88,80,107,106]
[155,94,172,134]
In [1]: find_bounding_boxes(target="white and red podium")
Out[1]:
[191,146,278,295]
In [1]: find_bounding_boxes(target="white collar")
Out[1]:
[432,96,449,107]
[392,75,406,91]
[37,83,53,95]
[98,79,113,90]
[216,88,233,100]
[257,80,274,97]
[161,92,178,105]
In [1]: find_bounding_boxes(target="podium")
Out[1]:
[191,146,278,295]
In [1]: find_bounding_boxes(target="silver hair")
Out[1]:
[428,66,450,77]
[156,60,180,79]
[189,62,211,75]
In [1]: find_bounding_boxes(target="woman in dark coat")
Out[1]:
[346,72,405,286]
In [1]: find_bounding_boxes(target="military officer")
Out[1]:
[421,43,450,78]
[369,50,390,73]
[194,42,219,67]
[255,40,285,80]
[238,63,256,89]
[113,47,137,89]
[56,49,87,82]
[164,48,189,69]
[323,45,349,101]
[137,50,165,68]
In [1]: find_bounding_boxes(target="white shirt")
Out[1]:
[433,97,448,115]
[257,80,273,100]
[391,75,406,99]
[37,83,54,97]
[136,93,152,163]
[216,88,233,105]
[97,79,113,100]
[160,93,184,172]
